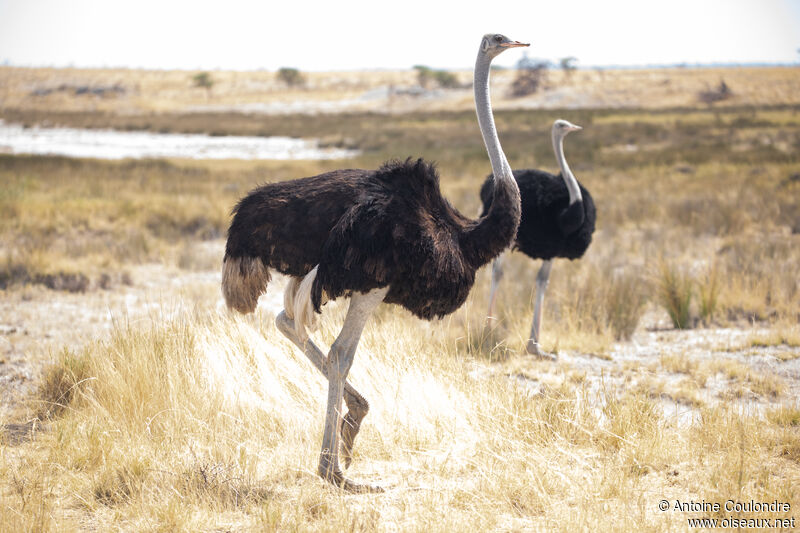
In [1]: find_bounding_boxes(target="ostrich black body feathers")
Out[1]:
[224,158,520,320]
[480,168,596,261]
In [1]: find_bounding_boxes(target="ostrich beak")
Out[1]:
[501,40,530,48]
[568,124,583,132]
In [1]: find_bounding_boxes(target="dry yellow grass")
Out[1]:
[2,300,798,531]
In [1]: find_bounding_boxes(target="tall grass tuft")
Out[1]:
[605,268,649,340]
[698,261,721,325]
[37,348,92,419]
[657,260,693,329]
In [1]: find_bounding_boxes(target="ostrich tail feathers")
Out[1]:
[221,256,270,314]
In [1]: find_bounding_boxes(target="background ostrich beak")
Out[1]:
[501,41,529,48]
[569,124,583,132]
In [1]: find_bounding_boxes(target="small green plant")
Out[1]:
[658,260,693,329]
[277,67,305,87]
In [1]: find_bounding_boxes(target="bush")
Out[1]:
[510,55,550,97]
[413,65,460,89]
[191,72,214,99]
[277,67,305,87]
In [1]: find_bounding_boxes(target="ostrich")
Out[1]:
[222,34,527,491]
[481,119,596,359]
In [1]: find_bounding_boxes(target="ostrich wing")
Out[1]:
[556,200,586,236]
[311,198,396,312]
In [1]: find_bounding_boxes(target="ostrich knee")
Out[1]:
[276,310,369,419]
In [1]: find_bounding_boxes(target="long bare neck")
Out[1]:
[552,131,582,205]
[460,51,521,268]
[474,54,512,184]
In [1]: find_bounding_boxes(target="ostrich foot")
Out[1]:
[526,340,557,361]
[318,456,384,493]
[339,411,365,470]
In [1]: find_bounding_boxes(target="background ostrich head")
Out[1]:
[553,119,583,137]
[480,34,529,58]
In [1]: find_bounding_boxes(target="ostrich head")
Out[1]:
[480,34,529,58]
[552,119,582,139]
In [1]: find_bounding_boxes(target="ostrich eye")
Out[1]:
[494,35,503,42]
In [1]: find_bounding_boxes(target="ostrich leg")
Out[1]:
[526,259,556,360]
[275,311,368,469]
[485,253,506,328]
[317,287,388,492]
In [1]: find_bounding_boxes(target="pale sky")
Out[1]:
[0,0,798,70]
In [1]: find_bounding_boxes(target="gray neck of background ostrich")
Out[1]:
[474,54,513,184]
[552,131,582,205]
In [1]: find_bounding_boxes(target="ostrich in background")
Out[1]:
[481,119,596,359]
[222,34,527,491]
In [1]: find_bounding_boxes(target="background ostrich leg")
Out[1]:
[485,254,505,329]
[526,259,555,359]
[317,287,389,492]
[275,311,368,469]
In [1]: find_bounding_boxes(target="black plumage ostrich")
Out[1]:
[480,119,596,359]
[222,34,527,491]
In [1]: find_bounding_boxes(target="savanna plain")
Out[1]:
[1,65,800,531]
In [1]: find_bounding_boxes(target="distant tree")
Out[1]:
[413,65,460,89]
[559,56,578,80]
[192,72,214,99]
[277,67,306,87]
[412,65,433,88]
[510,53,551,97]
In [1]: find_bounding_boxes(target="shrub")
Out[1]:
[510,55,550,97]
[277,67,305,87]
[191,72,214,99]
[413,65,460,89]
